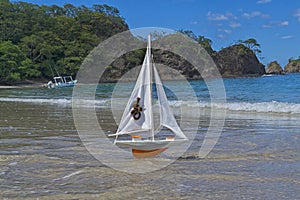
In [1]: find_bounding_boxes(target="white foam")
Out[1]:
[0,97,71,105]
[170,100,300,115]
[214,101,300,114]
[0,97,109,107]
[1,97,300,115]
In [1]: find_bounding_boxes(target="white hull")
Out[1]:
[49,82,76,89]
[115,139,188,151]
[47,76,77,89]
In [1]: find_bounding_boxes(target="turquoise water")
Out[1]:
[223,74,300,103]
[1,73,299,114]
[0,73,299,199]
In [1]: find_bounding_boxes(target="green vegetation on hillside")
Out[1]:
[178,30,215,55]
[237,38,261,55]
[0,0,272,84]
[0,0,128,84]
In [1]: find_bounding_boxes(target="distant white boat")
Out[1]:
[262,74,274,77]
[108,35,188,158]
[47,76,77,89]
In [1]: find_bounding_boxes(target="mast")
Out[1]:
[148,34,155,141]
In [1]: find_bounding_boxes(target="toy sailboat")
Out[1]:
[109,35,188,158]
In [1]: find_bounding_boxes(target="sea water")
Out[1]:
[0,74,299,199]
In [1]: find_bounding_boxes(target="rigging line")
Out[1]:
[53,66,60,77]
[148,34,155,141]
[49,64,55,77]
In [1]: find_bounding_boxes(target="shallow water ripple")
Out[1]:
[0,98,300,199]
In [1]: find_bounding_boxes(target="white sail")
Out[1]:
[112,34,187,142]
[114,35,153,137]
[153,64,188,140]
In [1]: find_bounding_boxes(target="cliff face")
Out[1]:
[152,50,201,80]
[284,59,300,73]
[101,43,265,82]
[266,61,283,74]
[213,44,265,77]
[101,49,201,82]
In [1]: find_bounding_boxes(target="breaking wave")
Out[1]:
[0,97,109,107]
[170,100,300,114]
[1,97,300,115]
[0,97,72,105]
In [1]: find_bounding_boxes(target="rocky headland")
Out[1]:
[102,43,266,82]
[213,44,265,77]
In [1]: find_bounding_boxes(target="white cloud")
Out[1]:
[207,12,236,21]
[261,24,272,28]
[229,22,241,28]
[225,12,238,20]
[218,29,232,34]
[207,12,228,21]
[280,35,293,39]
[257,0,272,4]
[262,20,289,28]
[242,11,270,19]
[217,34,227,39]
[293,9,300,22]
[279,21,289,26]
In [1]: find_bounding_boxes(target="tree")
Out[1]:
[0,1,129,83]
[178,30,215,55]
[63,4,78,17]
[92,4,120,17]
[178,29,197,41]
[196,36,214,55]
[238,38,261,55]
[0,41,38,82]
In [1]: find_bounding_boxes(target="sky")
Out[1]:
[21,0,300,67]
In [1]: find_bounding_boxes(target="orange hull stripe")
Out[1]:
[132,148,167,158]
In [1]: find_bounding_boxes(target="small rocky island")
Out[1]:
[284,58,300,73]
[266,61,283,75]
[263,58,300,75]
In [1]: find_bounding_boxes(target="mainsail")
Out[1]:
[114,35,153,138]
[112,34,187,141]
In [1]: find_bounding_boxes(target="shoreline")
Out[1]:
[0,72,299,89]
[0,85,44,89]
[0,82,46,89]
[0,79,47,89]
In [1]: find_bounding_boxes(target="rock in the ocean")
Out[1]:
[284,58,300,73]
[266,61,283,74]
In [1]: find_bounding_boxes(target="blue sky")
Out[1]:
[22,0,300,67]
